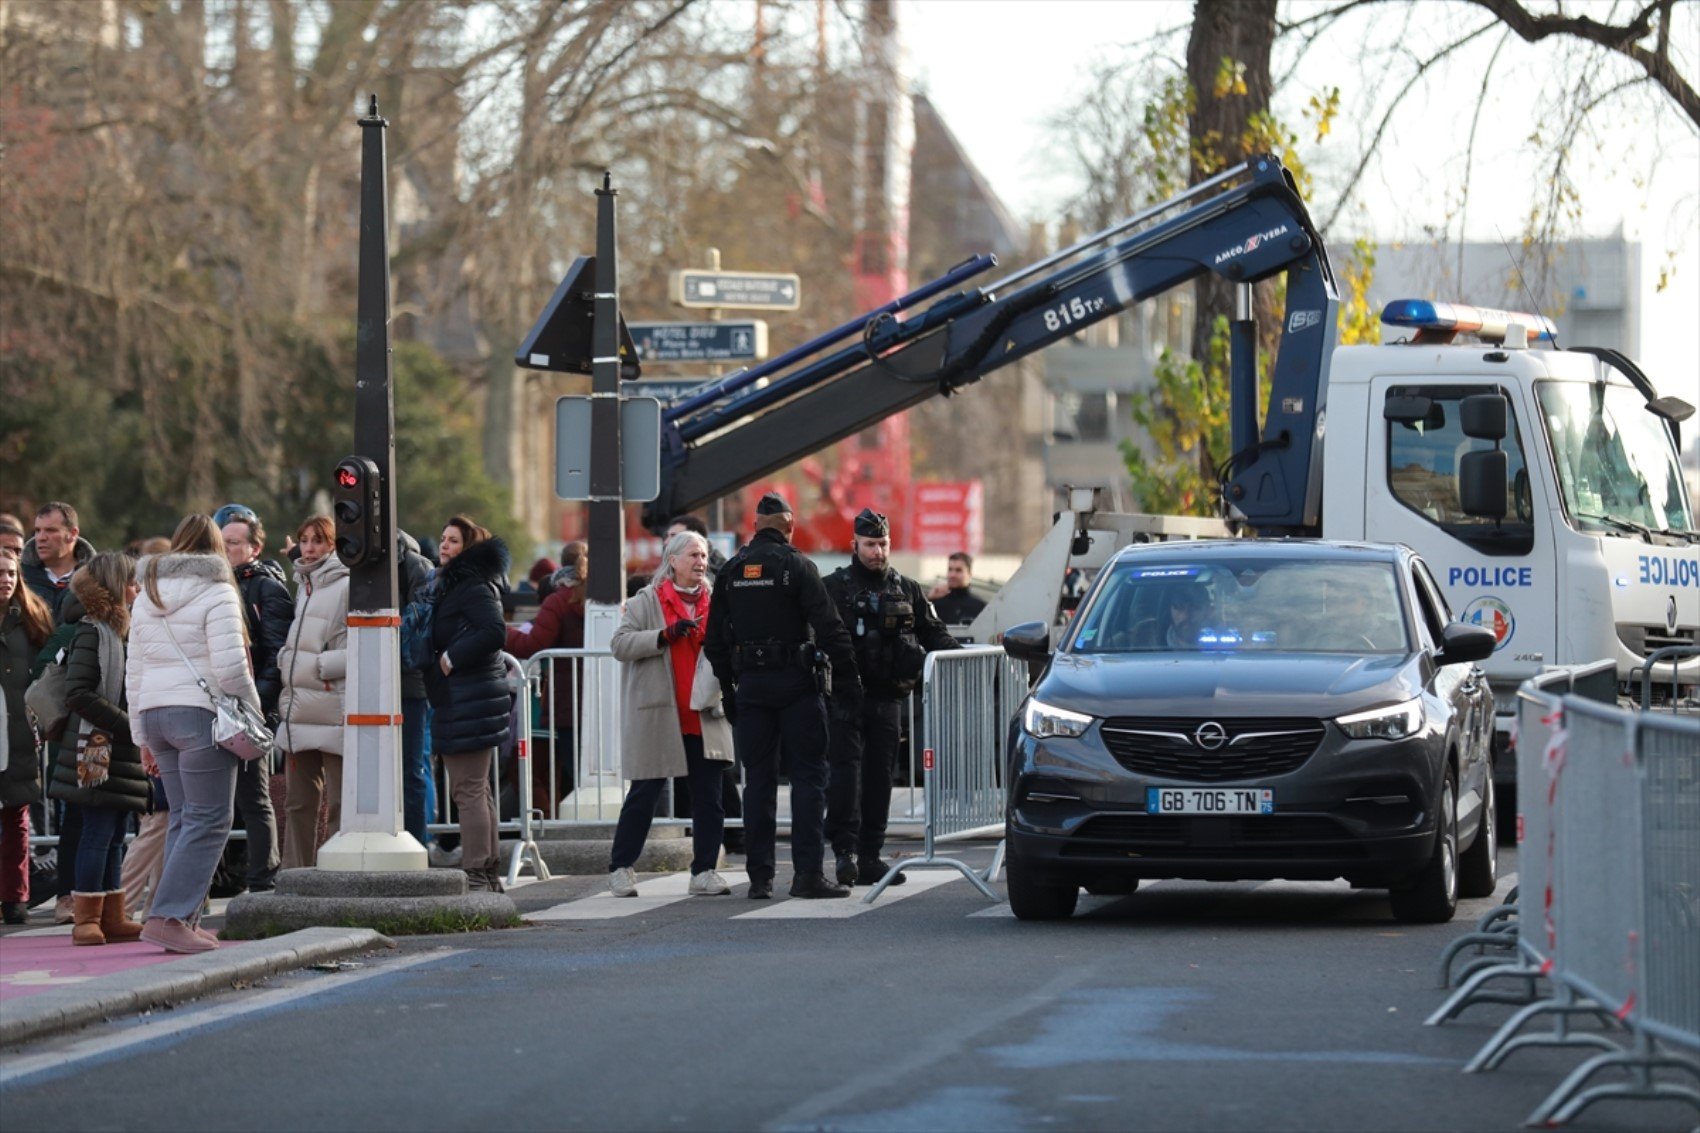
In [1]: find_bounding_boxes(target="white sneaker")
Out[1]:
[608,867,638,897]
[688,869,731,896]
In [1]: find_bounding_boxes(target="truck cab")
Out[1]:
[1321,301,1699,799]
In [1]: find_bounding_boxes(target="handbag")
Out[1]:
[689,650,723,714]
[75,722,114,788]
[160,621,275,763]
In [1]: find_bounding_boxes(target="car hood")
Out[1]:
[1036,650,1423,719]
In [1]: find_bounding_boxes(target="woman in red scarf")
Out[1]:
[606,531,736,897]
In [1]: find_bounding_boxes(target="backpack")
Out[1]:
[400,590,438,673]
[23,624,79,743]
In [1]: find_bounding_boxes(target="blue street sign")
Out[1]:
[629,320,769,363]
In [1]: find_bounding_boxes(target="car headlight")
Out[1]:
[1335,698,1424,740]
[1022,697,1094,739]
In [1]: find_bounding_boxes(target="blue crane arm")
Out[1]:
[645,154,1338,534]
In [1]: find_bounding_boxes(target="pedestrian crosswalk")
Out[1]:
[526,868,980,921]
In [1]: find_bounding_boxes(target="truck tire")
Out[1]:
[1458,777,1498,899]
[1008,857,1079,921]
[1390,770,1459,924]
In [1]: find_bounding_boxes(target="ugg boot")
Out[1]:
[99,891,144,942]
[71,892,107,946]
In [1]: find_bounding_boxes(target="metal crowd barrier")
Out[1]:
[1426,675,1700,1127]
[862,645,1028,904]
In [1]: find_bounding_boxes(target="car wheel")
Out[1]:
[1458,775,1498,899]
[1007,857,1080,921]
[1389,769,1459,924]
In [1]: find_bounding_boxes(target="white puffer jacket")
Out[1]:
[126,552,261,746]
[276,553,349,756]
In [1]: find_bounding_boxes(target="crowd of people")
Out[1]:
[0,493,985,934]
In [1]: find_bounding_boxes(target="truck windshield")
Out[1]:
[1537,381,1696,536]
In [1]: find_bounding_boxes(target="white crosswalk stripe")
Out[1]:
[734,869,963,919]
[528,870,750,920]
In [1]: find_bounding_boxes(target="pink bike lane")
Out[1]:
[0,932,187,1004]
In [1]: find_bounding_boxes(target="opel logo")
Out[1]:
[1669,595,1680,635]
[1194,721,1229,751]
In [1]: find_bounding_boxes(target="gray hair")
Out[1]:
[661,530,710,583]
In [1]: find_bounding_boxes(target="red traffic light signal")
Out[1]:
[332,456,384,568]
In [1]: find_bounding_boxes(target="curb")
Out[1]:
[0,926,393,1048]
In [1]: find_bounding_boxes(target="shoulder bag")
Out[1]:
[160,620,274,763]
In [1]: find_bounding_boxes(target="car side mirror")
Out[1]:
[1002,620,1051,661]
[1436,621,1496,665]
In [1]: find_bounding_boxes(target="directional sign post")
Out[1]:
[671,269,801,311]
[629,320,768,364]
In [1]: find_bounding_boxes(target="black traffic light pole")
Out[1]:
[348,94,398,610]
[587,174,623,607]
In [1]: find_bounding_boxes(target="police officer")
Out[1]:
[704,492,862,900]
[824,509,959,887]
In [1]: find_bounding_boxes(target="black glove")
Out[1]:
[663,618,698,643]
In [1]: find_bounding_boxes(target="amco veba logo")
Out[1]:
[1461,596,1515,651]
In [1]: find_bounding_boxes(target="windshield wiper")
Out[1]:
[1574,512,1654,540]
[1653,526,1700,545]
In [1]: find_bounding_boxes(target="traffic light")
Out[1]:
[332,456,384,568]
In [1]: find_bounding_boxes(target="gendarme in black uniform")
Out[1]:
[703,493,861,900]
[823,509,959,886]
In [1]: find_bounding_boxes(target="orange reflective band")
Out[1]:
[346,714,404,726]
[347,615,402,627]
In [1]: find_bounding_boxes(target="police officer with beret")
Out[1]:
[704,492,862,899]
[824,508,959,887]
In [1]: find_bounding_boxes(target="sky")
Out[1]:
[902,0,1699,412]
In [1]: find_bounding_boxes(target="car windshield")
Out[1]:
[1066,558,1411,655]
[1537,380,1695,536]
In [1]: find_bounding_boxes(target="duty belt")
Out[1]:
[734,640,810,673]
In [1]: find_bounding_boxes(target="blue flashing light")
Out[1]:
[1381,299,1557,344]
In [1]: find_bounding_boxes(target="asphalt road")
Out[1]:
[2,843,1693,1132]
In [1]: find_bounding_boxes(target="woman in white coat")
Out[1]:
[606,531,735,897]
[276,515,350,870]
[126,514,262,953]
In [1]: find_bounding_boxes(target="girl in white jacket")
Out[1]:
[276,516,349,869]
[126,514,261,954]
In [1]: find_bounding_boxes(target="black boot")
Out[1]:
[789,872,851,899]
[834,852,858,887]
[857,858,906,886]
[747,876,773,900]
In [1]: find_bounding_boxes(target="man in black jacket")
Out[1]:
[217,504,288,892]
[823,509,959,887]
[704,493,861,900]
[22,502,95,623]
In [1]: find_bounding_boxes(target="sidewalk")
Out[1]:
[0,904,391,1047]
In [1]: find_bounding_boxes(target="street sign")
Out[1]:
[629,320,769,363]
[628,378,715,404]
[555,395,661,502]
[671,269,801,311]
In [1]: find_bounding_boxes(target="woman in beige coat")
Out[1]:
[276,516,350,869]
[606,531,735,897]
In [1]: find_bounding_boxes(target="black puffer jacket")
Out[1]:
[424,537,512,756]
[1,600,46,807]
[50,585,150,813]
[234,557,294,718]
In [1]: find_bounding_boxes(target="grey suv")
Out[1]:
[1002,540,1498,922]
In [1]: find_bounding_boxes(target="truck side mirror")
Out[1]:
[1459,393,1507,441]
[1459,450,1507,518]
[1002,621,1051,661]
[1437,621,1496,665]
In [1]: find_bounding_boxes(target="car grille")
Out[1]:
[1062,813,1363,859]
[1100,716,1325,782]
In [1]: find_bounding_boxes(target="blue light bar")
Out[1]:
[1381,299,1557,344]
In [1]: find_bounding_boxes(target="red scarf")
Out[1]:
[657,579,709,735]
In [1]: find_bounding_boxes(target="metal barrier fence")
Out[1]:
[862,646,1029,904]
[1427,678,1700,1127]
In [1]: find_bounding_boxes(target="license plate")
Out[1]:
[1147,787,1274,815]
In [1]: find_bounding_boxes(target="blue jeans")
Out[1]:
[138,706,239,922]
[72,804,125,892]
[402,697,431,845]
[609,734,725,876]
